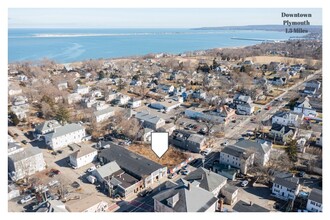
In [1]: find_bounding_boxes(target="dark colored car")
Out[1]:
[298,171,306,177]
[139,188,153,197]
[21,140,28,145]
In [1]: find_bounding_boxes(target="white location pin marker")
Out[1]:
[151,132,169,158]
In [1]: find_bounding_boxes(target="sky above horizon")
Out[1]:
[9,8,322,28]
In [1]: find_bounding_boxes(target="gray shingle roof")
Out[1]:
[308,188,322,204]
[221,145,251,159]
[9,147,43,162]
[153,179,218,212]
[35,120,62,133]
[93,107,115,117]
[135,111,164,124]
[93,161,121,179]
[235,139,272,155]
[273,177,299,190]
[184,167,227,192]
[233,200,270,212]
[99,142,164,179]
[45,123,84,139]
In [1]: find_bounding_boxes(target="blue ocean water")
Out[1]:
[8,28,304,63]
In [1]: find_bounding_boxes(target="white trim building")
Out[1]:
[45,123,86,150]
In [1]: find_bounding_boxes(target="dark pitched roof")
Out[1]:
[233,200,270,212]
[273,177,299,190]
[271,123,293,134]
[221,145,251,159]
[99,142,164,179]
[184,167,227,192]
[308,188,322,204]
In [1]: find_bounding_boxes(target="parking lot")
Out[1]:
[8,141,117,212]
[224,179,276,212]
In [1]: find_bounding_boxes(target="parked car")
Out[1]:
[181,170,190,175]
[48,180,59,187]
[21,140,27,145]
[298,171,306,177]
[201,148,212,156]
[168,173,177,179]
[241,180,249,187]
[87,166,96,173]
[139,188,153,197]
[56,150,63,154]
[19,195,35,204]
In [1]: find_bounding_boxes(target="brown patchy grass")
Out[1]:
[246,55,319,65]
[129,144,189,169]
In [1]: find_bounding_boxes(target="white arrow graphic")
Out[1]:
[151,132,169,158]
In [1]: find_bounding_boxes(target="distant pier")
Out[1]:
[231,37,276,42]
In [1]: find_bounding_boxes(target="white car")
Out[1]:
[241,180,249,187]
[20,195,35,204]
[48,179,59,187]
[87,166,96,173]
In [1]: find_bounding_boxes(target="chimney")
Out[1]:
[250,201,253,206]
[187,183,191,191]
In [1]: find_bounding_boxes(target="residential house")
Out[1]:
[272,111,302,127]
[158,123,176,136]
[157,84,174,94]
[191,90,207,100]
[115,93,131,105]
[305,80,321,90]
[92,101,109,111]
[316,134,322,147]
[8,147,46,181]
[293,97,317,117]
[92,161,142,198]
[233,94,252,106]
[216,105,236,124]
[220,184,239,205]
[272,177,301,201]
[128,98,142,109]
[69,144,97,168]
[75,85,89,95]
[236,102,254,115]
[10,104,29,120]
[106,91,118,102]
[271,77,287,86]
[269,123,297,143]
[8,84,22,96]
[93,107,115,123]
[306,188,322,212]
[99,143,167,188]
[44,123,86,150]
[57,81,68,90]
[141,128,153,142]
[35,120,61,135]
[81,97,97,108]
[135,111,166,130]
[184,167,227,197]
[169,130,206,153]
[67,93,82,104]
[232,200,270,212]
[65,195,108,212]
[234,139,272,166]
[149,100,181,112]
[8,184,20,200]
[12,96,27,106]
[8,142,24,156]
[153,180,218,212]
[219,145,254,175]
